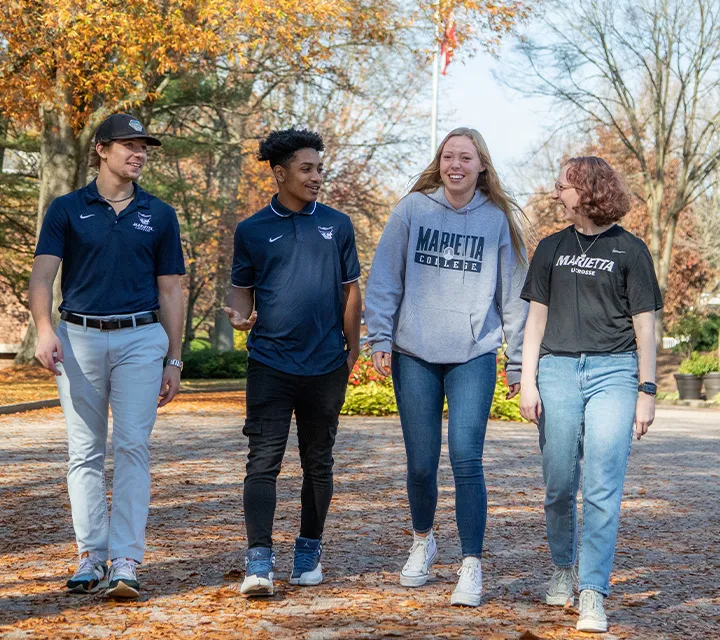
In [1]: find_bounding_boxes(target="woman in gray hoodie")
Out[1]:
[365,127,529,606]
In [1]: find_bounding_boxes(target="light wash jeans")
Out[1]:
[391,351,496,557]
[537,352,638,596]
[56,319,168,563]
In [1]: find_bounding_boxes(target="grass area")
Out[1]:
[0,365,244,406]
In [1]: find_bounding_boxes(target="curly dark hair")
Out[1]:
[258,128,324,168]
[564,156,632,226]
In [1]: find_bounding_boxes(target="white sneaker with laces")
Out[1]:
[576,589,608,633]
[400,531,438,587]
[106,558,140,599]
[546,565,577,606]
[450,557,482,607]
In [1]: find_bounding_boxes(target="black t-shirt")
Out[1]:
[521,225,663,356]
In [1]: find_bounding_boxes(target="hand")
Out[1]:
[35,331,64,376]
[158,364,181,408]
[346,348,360,375]
[223,307,257,331]
[372,351,392,378]
[634,392,655,440]
[506,383,520,400]
[520,383,543,424]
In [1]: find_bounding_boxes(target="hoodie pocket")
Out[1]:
[395,305,476,359]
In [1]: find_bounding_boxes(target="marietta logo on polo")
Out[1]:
[133,212,153,232]
[318,226,334,240]
[129,119,144,132]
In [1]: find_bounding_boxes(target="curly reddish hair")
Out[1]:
[564,156,632,226]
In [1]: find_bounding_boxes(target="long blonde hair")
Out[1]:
[410,127,528,262]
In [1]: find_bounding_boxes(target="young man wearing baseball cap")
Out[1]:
[29,113,186,599]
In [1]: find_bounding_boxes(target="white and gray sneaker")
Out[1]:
[577,589,608,633]
[106,558,140,599]
[450,557,482,607]
[546,565,577,606]
[400,531,438,587]
[66,552,108,594]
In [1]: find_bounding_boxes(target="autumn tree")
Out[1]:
[504,0,720,342]
[0,0,401,360]
[1,0,530,359]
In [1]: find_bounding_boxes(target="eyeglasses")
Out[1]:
[554,181,575,192]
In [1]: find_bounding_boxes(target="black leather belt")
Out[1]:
[60,311,160,331]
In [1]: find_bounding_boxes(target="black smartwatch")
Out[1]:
[638,382,657,396]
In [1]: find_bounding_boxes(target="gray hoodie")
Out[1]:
[365,187,529,385]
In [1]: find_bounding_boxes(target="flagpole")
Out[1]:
[430,2,441,162]
[431,43,440,161]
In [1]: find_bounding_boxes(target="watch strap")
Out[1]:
[167,358,183,371]
[638,381,657,395]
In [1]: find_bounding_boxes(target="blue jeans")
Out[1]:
[392,351,496,557]
[537,352,638,596]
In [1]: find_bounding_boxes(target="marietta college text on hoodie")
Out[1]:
[364,187,529,385]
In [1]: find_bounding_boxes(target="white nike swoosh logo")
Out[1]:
[269,235,283,243]
[80,214,95,219]
[612,249,626,254]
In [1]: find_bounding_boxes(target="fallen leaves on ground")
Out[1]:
[0,401,718,638]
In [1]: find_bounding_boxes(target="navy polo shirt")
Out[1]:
[232,195,361,376]
[35,179,185,315]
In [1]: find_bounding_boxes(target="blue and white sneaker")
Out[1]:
[240,547,275,596]
[289,537,323,586]
[66,552,108,594]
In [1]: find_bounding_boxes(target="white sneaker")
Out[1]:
[106,558,140,599]
[546,565,577,606]
[400,532,438,587]
[577,589,608,633]
[450,557,482,607]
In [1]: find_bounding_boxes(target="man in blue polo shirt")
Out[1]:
[29,113,185,599]
[224,128,361,596]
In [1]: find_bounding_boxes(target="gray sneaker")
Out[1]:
[66,553,108,594]
[546,565,577,606]
[577,589,608,633]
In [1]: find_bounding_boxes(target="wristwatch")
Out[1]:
[167,358,184,371]
[638,381,657,396]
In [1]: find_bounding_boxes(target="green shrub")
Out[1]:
[678,352,719,376]
[670,313,720,357]
[341,382,398,416]
[181,349,248,379]
[341,348,524,421]
[696,314,720,352]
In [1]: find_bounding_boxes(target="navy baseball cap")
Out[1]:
[94,113,162,146]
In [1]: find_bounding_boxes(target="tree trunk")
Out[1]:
[15,107,84,364]
[212,146,244,352]
[183,258,198,352]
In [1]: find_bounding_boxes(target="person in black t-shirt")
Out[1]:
[519,157,662,633]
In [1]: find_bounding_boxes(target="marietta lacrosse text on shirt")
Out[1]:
[555,254,616,277]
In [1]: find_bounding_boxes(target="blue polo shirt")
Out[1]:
[35,179,185,315]
[232,195,361,376]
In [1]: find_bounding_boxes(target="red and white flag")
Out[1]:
[440,17,457,76]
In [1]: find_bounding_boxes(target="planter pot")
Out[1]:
[703,372,720,401]
[674,373,703,400]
